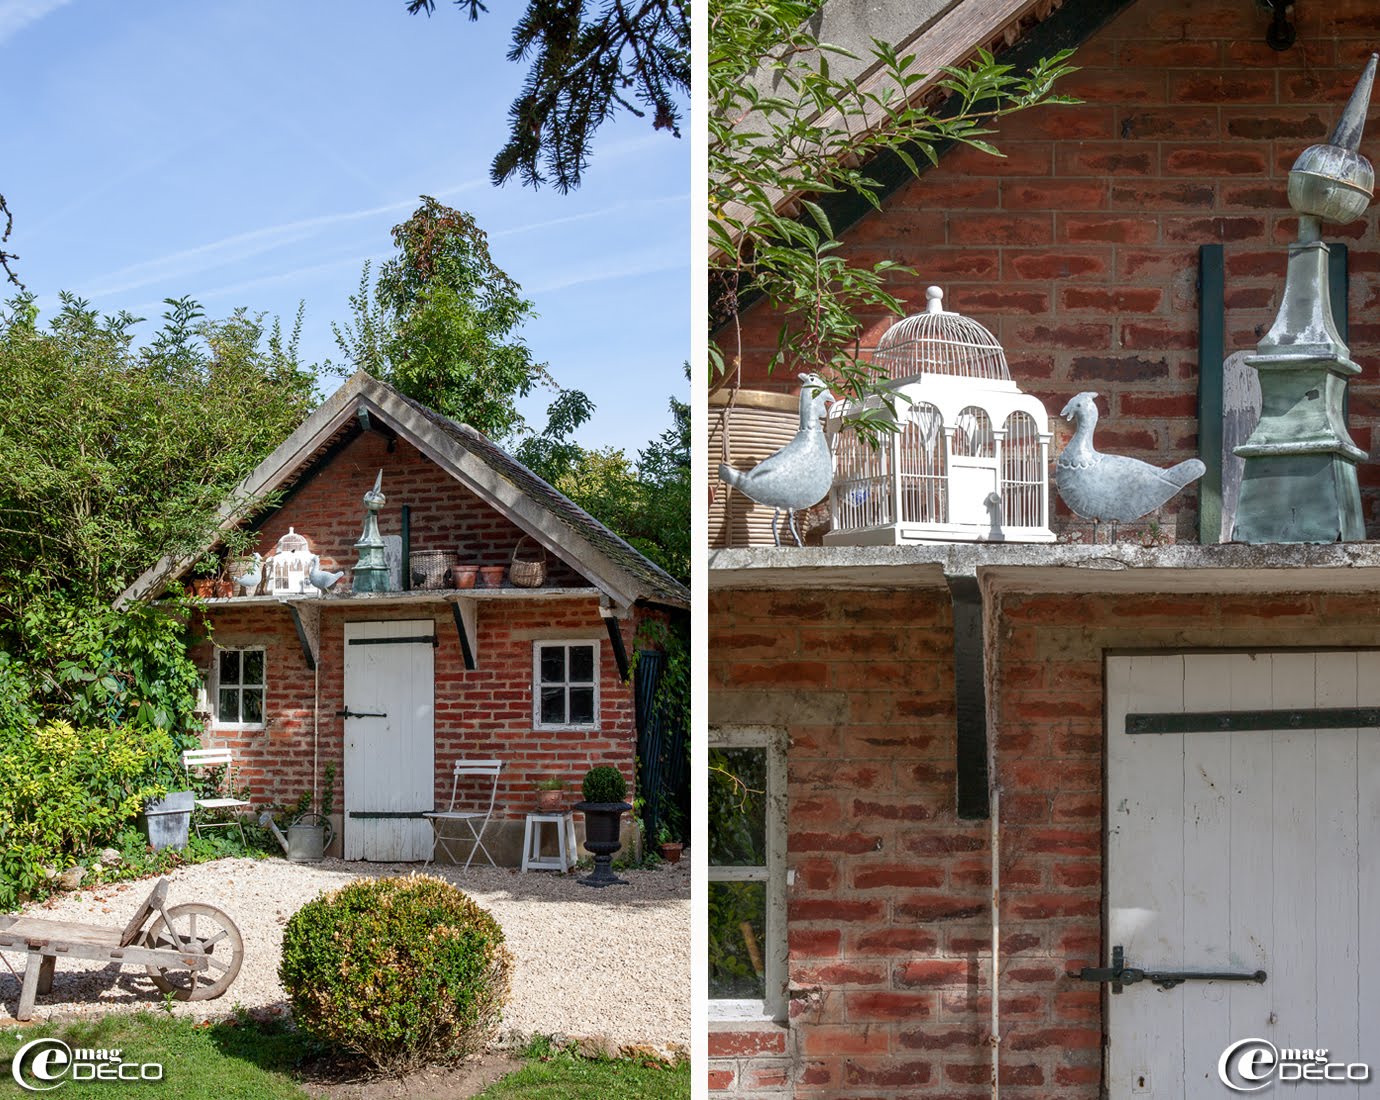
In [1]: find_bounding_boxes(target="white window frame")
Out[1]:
[211,646,267,730]
[532,639,600,731]
[708,725,788,1023]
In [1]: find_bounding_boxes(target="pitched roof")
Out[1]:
[118,371,689,610]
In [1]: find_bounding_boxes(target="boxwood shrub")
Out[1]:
[279,874,512,1072]
[581,765,627,804]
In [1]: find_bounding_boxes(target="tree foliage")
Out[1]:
[709,0,1077,418]
[408,0,688,192]
[516,373,689,583]
[0,293,318,601]
[333,197,572,442]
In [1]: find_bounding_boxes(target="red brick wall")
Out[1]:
[248,428,585,589]
[709,584,1380,1098]
[190,594,639,815]
[727,0,1380,538]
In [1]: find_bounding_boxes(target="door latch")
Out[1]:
[1076,945,1267,993]
[336,706,387,719]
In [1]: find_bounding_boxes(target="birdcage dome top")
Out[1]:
[873,286,1010,383]
[274,526,309,555]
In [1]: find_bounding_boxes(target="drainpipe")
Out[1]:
[313,658,320,808]
[983,577,1002,1100]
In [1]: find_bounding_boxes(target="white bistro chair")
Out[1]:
[181,747,252,845]
[424,759,503,869]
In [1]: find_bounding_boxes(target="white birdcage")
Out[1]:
[825,286,1055,544]
[265,527,321,597]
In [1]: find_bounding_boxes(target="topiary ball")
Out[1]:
[279,874,512,1073]
[581,765,627,804]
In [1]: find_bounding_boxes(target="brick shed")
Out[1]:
[709,0,1380,1096]
[121,371,688,865]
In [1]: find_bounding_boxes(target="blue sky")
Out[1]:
[2,0,689,456]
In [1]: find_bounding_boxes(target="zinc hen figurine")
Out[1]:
[719,372,836,546]
[1055,391,1205,540]
[232,553,263,596]
[307,554,345,595]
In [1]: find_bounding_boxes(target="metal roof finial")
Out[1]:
[1331,52,1377,152]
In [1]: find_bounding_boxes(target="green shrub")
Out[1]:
[581,765,627,804]
[0,721,174,908]
[279,874,512,1073]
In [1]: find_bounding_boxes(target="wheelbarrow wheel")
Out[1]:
[144,902,244,1001]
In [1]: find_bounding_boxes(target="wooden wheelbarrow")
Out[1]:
[0,878,244,1020]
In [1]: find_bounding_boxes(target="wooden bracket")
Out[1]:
[285,601,321,670]
[451,599,477,671]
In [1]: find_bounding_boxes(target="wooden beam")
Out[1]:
[286,602,320,670]
[451,599,477,671]
[949,575,988,819]
[602,613,630,681]
[1197,244,1225,544]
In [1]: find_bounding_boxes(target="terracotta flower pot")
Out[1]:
[479,565,506,587]
[451,565,478,589]
[659,841,684,864]
[537,789,564,812]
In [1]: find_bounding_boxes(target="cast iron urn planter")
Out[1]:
[575,801,632,887]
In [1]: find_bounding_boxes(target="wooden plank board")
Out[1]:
[1226,654,1274,1056]
[1270,651,1320,1100]
[1180,655,1233,1092]
[0,918,121,947]
[1107,654,1186,1097]
[1357,651,1380,1072]
[1314,652,1360,1099]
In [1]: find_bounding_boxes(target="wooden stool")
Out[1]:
[521,812,577,873]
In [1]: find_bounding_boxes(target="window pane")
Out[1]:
[241,688,263,725]
[709,747,768,866]
[219,650,240,685]
[569,644,594,682]
[569,687,594,725]
[242,649,264,686]
[540,687,566,725]
[708,880,766,1001]
[540,646,564,683]
[218,689,239,723]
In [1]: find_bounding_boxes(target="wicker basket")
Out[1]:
[510,537,547,588]
[410,550,450,590]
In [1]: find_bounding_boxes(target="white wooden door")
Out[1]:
[342,620,435,861]
[1107,651,1380,1097]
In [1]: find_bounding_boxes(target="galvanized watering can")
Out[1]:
[259,811,334,862]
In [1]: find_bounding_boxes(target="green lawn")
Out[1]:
[0,1015,689,1099]
[0,1012,307,1098]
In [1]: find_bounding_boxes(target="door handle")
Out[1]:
[1075,945,1266,993]
[336,707,387,718]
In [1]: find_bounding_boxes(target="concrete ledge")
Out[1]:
[709,542,1380,594]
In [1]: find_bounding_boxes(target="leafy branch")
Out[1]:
[709,0,1077,415]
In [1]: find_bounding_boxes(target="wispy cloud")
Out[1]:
[83,180,483,299]
[525,246,684,295]
[0,0,73,46]
[492,193,688,239]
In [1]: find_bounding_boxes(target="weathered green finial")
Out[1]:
[352,469,391,593]
[1232,57,1375,544]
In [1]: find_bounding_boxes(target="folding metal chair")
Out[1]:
[181,747,251,845]
[424,759,503,869]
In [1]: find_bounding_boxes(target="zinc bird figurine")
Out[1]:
[232,553,263,597]
[1055,392,1205,541]
[718,372,836,546]
[307,554,345,595]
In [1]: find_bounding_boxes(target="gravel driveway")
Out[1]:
[0,857,690,1058]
